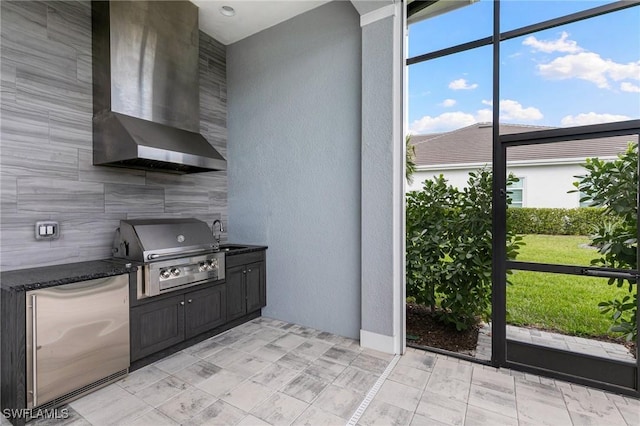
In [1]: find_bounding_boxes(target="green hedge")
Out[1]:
[507,207,606,235]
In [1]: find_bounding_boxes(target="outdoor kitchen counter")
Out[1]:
[0,259,137,292]
[221,244,268,256]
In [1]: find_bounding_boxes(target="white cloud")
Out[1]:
[561,112,631,126]
[530,40,640,89]
[481,99,543,121]
[449,78,478,90]
[410,100,542,133]
[475,109,493,123]
[499,99,543,121]
[409,112,477,133]
[538,52,612,88]
[523,31,584,53]
[621,82,640,93]
[440,99,457,107]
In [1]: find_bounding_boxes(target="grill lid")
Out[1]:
[113,218,217,262]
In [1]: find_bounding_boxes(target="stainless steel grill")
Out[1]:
[112,218,225,298]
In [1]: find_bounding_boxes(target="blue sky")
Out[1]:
[408,0,640,134]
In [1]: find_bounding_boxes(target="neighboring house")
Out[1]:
[408,123,632,208]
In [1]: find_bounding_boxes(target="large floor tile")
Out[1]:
[184,338,223,359]
[250,392,309,426]
[237,414,271,426]
[252,343,288,362]
[173,359,222,386]
[322,346,360,365]
[388,364,430,390]
[375,379,422,412]
[333,366,379,393]
[464,405,519,426]
[79,391,152,425]
[276,352,312,371]
[397,349,436,372]
[206,347,250,368]
[350,352,389,375]
[221,380,275,412]
[562,388,627,425]
[69,384,131,416]
[195,369,247,397]
[270,333,309,351]
[126,409,179,426]
[226,353,272,378]
[468,383,517,419]
[415,390,467,426]
[135,375,191,408]
[154,351,200,374]
[303,357,347,382]
[252,362,301,390]
[281,372,329,403]
[157,387,218,423]
[291,406,346,426]
[358,399,413,426]
[312,384,364,419]
[186,399,247,426]
[117,365,168,394]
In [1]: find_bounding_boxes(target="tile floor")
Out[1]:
[476,324,635,362]
[3,317,638,426]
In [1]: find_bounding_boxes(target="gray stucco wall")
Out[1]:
[361,16,395,337]
[0,0,228,271]
[227,1,362,338]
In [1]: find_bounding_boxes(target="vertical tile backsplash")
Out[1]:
[0,0,228,270]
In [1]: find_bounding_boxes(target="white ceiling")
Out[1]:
[191,0,332,45]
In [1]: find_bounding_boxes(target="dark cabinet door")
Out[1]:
[130,294,185,361]
[185,284,227,339]
[226,265,246,321]
[246,261,265,313]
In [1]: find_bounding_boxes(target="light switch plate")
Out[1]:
[35,221,60,240]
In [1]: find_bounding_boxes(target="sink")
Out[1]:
[219,244,249,252]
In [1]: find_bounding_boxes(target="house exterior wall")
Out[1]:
[0,0,228,271]
[409,163,587,208]
[226,1,362,338]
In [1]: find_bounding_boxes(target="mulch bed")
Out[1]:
[406,302,637,359]
[406,303,479,353]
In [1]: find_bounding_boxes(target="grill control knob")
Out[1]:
[160,269,171,279]
[208,259,217,269]
[198,262,207,272]
[170,268,181,277]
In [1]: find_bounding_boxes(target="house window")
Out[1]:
[507,177,524,208]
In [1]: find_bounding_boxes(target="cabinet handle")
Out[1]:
[247,269,252,273]
[188,299,192,303]
[31,294,38,407]
[180,301,185,306]
[243,270,246,274]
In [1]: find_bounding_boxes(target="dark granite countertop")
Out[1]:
[220,244,268,256]
[1,259,136,293]
[0,244,266,293]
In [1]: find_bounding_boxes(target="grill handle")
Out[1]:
[147,247,216,260]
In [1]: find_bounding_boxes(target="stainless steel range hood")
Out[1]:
[92,1,226,174]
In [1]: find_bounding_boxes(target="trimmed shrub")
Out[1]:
[507,207,606,236]
[574,143,638,341]
[406,169,522,331]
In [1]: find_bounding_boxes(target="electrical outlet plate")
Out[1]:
[35,221,60,241]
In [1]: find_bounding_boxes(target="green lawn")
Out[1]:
[507,234,633,338]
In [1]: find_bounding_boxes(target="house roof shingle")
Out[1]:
[411,123,633,167]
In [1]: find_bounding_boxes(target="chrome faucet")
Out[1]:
[212,219,224,245]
